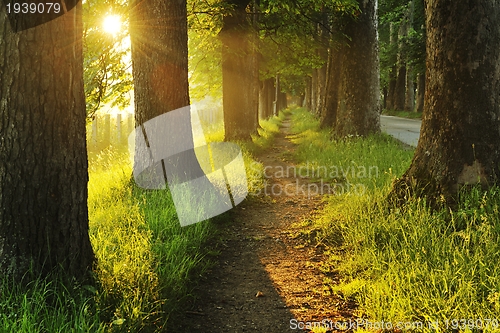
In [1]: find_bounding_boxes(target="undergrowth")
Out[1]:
[290,108,500,332]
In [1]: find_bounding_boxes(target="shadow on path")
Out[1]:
[170,117,354,332]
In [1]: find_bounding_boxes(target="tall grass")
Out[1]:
[0,110,282,332]
[289,108,413,190]
[0,274,101,332]
[290,108,500,332]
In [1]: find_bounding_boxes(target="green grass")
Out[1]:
[252,109,289,152]
[0,273,100,332]
[382,109,423,119]
[289,108,500,332]
[0,111,281,332]
[289,108,414,190]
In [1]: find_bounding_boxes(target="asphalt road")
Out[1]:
[380,115,421,147]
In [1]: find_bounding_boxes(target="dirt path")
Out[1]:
[171,117,355,332]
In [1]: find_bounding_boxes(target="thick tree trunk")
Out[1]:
[0,3,94,279]
[335,0,380,137]
[130,0,226,226]
[220,0,258,140]
[130,0,190,122]
[391,0,500,206]
[415,73,425,113]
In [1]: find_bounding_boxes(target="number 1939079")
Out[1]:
[6,2,61,14]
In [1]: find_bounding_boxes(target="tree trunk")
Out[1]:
[304,76,312,110]
[130,0,190,124]
[404,0,415,112]
[391,0,500,206]
[415,72,425,113]
[394,19,408,111]
[0,3,94,280]
[278,91,287,112]
[220,0,258,140]
[315,62,327,117]
[394,64,406,110]
[259,78,274,119]
[404,65,415,111]
[321,45,343,128]
[314,20,329,117]
[335,0,380,137]
[386,22,398,110]
[310,68,318,113]
[130,0,229,226]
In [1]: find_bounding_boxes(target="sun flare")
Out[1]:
[102,14,122,36]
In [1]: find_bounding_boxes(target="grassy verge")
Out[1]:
[0,110,284,332]
[290,108,500,332]
[88,148,219,332]
[382,109,422,119]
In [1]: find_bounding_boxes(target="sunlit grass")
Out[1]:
[290,107,500,332]
[289,108,413,189]
[0,110,280,332]
[87,144,222,331]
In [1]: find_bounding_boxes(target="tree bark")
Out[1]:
[259,78,274,119]
[404,0,415,112]
[391,0,500,206]
[278,91,287,112]
[304,76,312,110]
[130,0,190,124]
[0,3,94,280]
[335,0,381,137]
[415,72,425,113]
[404,65,415,111]
[320,45,342,128]
[386,22,398,110]
[314,17,329,117]
[394,18,408,111]
[220,0,259,140]
[310,68,318,113]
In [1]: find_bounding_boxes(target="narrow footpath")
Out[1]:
[172,117,356,332]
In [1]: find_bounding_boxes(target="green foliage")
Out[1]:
[379,0,426,91]
[188,30,222,102]
[258,0,359,94]
[83,0,132,119]
[187,0,234,102]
